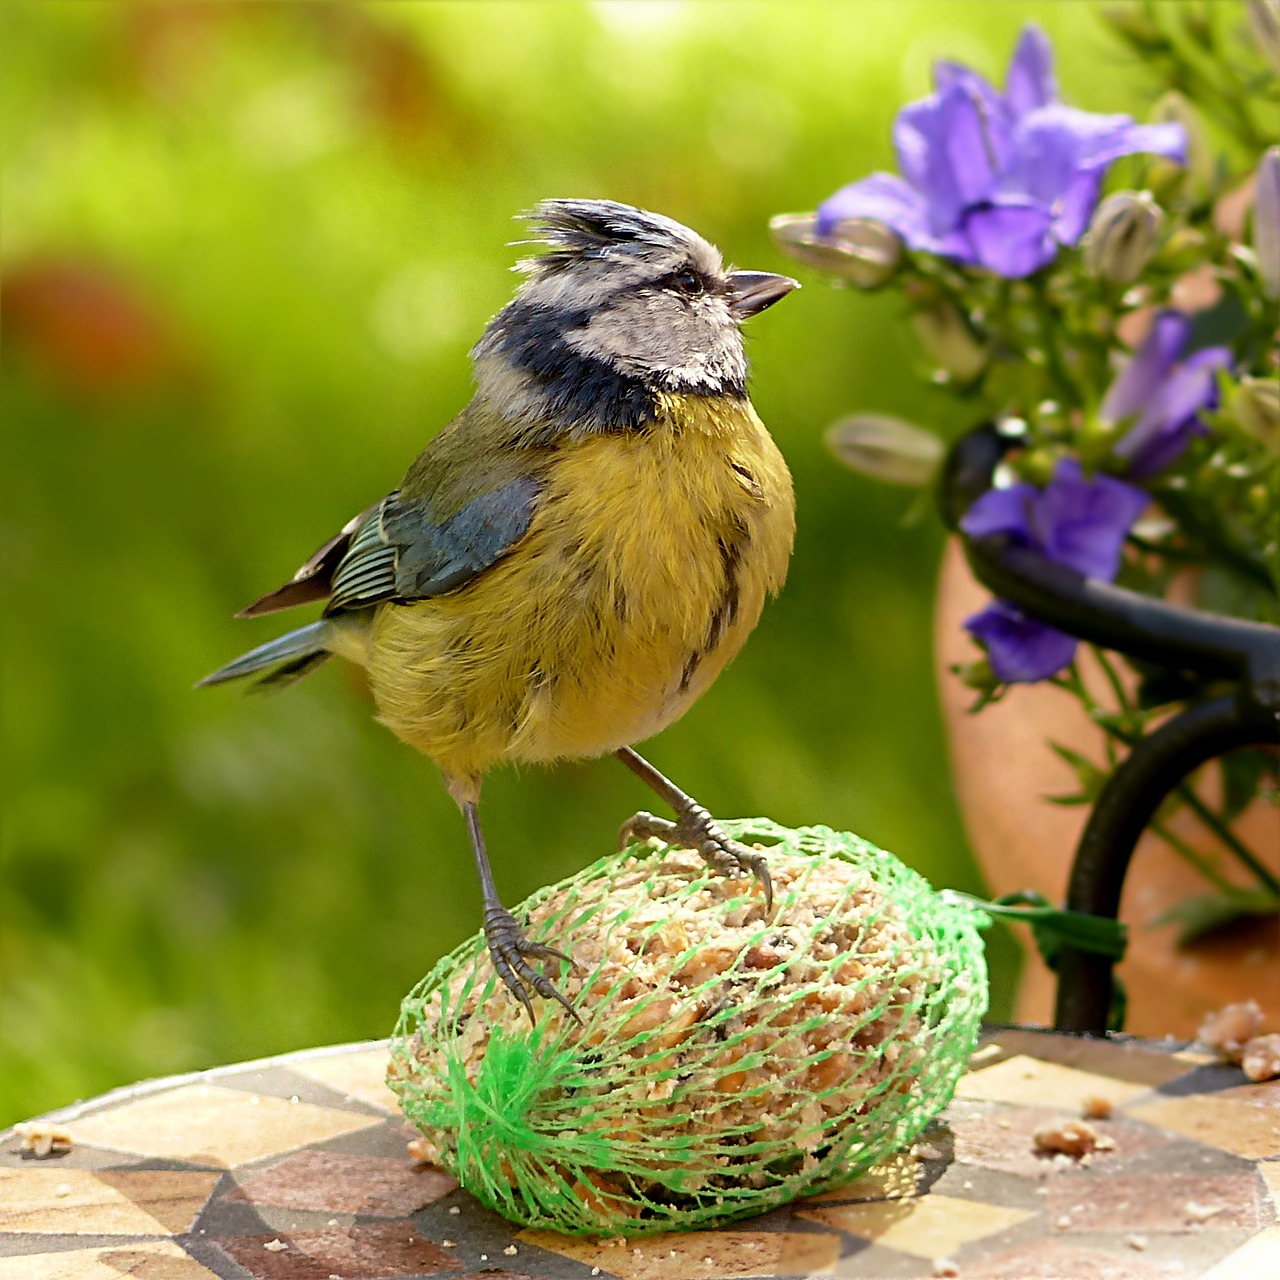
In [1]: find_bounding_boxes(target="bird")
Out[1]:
[200,199,797,1021]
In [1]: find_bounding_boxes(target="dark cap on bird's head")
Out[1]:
[472,199,797,435]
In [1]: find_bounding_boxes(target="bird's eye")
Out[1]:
[671,269,704,296]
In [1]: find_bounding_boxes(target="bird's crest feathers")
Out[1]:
[514,199,712,276]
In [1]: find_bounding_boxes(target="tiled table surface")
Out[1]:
[2,1027,1277,1280]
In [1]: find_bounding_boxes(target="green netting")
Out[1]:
[387,819,989,1235]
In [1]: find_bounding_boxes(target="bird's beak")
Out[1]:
[727,270,800,319]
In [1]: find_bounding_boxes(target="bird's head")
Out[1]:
[472,199,797,434]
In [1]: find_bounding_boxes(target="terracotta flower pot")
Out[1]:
[935,540,1280,1037]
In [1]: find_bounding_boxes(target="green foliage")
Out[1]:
[1151,886,1280,946]
[776,0,1280,1031]
[0,1,1123,1125]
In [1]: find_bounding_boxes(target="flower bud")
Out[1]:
[769,212,902,289]
[825,413,944,486]
[950,657,1001,701]
[1014,448,1059,488]
[1084,192,1164,285]
[1231,376,1280,453]
[1248,0,1280,74]
[913,300,987,383]
[1254,147,1280,300]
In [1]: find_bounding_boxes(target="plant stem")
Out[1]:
[1092,647,1133,716]
[1029,274,1077,407]
[1175,780,1280,895]
[1095,717,1280,897]
[1150,819,1239,894]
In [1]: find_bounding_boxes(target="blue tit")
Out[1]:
[201,200,797,1020]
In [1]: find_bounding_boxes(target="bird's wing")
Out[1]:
[237,501,381,618]
[236,395,551,621]
[326,473,543,613]
[236,476,542,619]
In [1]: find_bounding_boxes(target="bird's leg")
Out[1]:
[461,801,579,1024]
[614,746,773,912]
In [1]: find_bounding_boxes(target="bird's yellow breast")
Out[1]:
[362,394,794,788]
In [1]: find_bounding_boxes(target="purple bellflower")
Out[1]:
[1105,311,1232,477]
[817,26,1186,278]
[960,459,1150,682]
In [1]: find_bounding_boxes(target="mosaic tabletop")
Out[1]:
[3,1027,1278,1280]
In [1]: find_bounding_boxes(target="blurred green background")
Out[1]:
[2,0,1156,1125]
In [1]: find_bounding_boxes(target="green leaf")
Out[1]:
[1044,792,1092,807]
[1151,888,1280,947]
[943,890,1129,968]
[1109,976,1128,1034]
[1221,747,1277,822]
[1046,740,1108,803]
[1089,710,1145,736]
[1184,284,1249,350]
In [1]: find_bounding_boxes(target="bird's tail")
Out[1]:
[197,620,332,692]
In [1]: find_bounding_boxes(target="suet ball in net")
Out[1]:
[388,820,988,1235]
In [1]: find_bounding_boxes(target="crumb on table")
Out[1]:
[406,1136,440,1164]
[1197,1000,1263,1065]
[1241,1032,1280,1083]
[1081,1095,1113,1120]
[1032,1118,1115,1158]
[13,1123,73,1158]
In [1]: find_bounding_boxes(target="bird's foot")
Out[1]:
[482,903,580,1024]
[618,806,773,913]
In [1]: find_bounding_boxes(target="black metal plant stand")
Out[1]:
[939,424,1280,1035]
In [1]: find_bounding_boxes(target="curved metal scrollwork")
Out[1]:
[940,424,1280,1035]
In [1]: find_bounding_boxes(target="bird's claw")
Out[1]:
[618,810,675,851]
[619,807,773,914]
[482,904,581,1024]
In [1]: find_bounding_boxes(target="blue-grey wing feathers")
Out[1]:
[328,475,541,611]
[200,475,541,689]
[236,501,379,619]
[325,508,398,612]
[392,475,542,598]
[197,620,331,689]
